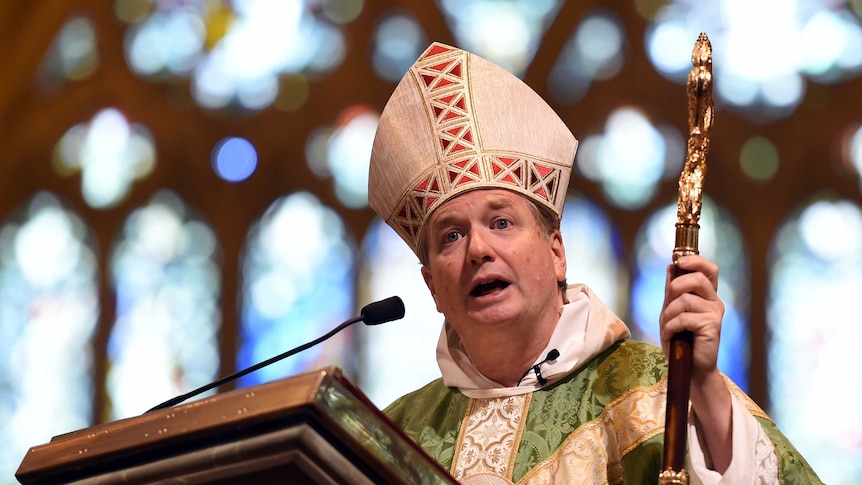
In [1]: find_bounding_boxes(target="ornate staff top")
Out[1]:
[673,32,714,261]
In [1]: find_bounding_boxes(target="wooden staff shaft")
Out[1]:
[662,266,695,474]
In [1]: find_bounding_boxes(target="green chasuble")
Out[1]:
[384,340,822,484]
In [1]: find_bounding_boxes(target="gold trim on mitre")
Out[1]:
[369,42,578,257]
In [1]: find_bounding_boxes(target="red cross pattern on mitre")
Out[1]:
[389,43,565,252]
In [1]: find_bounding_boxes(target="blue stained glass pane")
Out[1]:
[357,218,441,408]
[0,193,98,479]
[238,192,356,387]
[560,197,626,314]
[768,197,862,484]
[107,191,221,418]
[631,198,750,390]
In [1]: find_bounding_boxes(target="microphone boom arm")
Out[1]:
[146,317,362,413]
[145,296,404,414]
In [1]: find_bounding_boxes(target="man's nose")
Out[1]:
[467,228,495,264]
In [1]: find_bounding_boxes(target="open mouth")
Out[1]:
[470,279,510,297]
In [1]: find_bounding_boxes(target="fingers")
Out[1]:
[660,292,724,336]
[660,255,725,375]
[674,255,719,290]
[664,256,720,305]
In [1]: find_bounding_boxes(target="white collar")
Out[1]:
[436,283,631,398]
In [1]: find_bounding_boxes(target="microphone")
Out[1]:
[361,295,405,325]
[145,296,405,413]
[518,349,560,386]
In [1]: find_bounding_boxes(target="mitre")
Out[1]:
[368,42,578,257]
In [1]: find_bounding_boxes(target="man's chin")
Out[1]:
[464,303,521,328]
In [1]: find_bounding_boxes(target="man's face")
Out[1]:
[420,189,567,341]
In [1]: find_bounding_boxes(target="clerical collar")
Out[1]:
[435,283,631,399]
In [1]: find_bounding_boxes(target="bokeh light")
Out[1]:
[372,10,428,82]
[549,9,626,104]
[305,105,380,208]
[645,0,862,120]
[576,107,684,209]
[119,0,358,111]
[54,108,156,209]
[739,136,780,182]
[437,0,563,76]
[38,16,99,89]
[212,136,258,182]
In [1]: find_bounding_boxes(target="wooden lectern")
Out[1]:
[16,367,458,484]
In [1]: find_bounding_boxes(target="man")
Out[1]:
[368,42,821,484]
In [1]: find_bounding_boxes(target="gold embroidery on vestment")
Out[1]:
[452,393,532,482]
[519,378,668,484]
[725,376,771,421]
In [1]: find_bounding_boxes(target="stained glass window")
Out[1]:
[645,0,862,119]
[305,105,379,208]
[5,2,860,482]
[107,191,221,418]
[560,197,626,314]
[0,193,99,479]
[437,0,564,76]
[37,15,98,89]
[238,192,356,388]
[576,107,685,210]
[371,10,429,82]
[768,197,862,483]
[54,108,156,209]
[118,0,363,111]
[358,218,440,408]
[631,198,750,389]
[548,9,626,105]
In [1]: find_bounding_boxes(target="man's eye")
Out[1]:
[494,219,510,229]
[445,231,460,243]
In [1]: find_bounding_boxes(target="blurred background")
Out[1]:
[1,0,861,482]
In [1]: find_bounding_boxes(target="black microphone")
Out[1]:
[518,349,560,386]
[361,295,405,325]
[145,296,405,413]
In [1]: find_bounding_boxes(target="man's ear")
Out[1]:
[421,265,443,313]
[550,229,567,282]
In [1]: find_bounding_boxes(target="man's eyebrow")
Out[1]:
[430,213,459,233]
[487,197,516,211]
[429,196,518,232]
